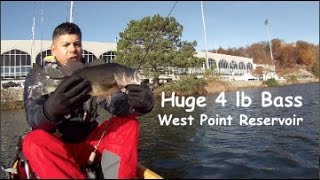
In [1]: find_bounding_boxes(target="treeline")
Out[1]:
[209,39,319,76]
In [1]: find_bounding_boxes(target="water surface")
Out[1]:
[1,83,319,178]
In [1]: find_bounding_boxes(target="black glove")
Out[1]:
[43,75,92,122]
[126,84,155,114]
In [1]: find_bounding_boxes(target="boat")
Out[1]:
[2,158,163,179]
[137,163,163,179]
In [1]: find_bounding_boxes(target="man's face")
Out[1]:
[51,34,82,65]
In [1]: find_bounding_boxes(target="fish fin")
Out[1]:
[31,63,48,83]
[61,61,85,76]
[45,66,63,79]
[25,63,50,100]
[85,58,106,67]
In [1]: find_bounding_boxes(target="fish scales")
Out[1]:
[26,61,141,101]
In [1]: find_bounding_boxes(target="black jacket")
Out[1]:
[23,60,107,143]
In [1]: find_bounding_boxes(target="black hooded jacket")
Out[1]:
[23,60,124,143]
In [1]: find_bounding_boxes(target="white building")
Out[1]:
[1,40,117,79]
[195,51,255,75]
[254,63,279,80]
[1,40,264,87]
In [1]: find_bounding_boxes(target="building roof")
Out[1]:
[1,40,117,58]
[195,51,253,64]
[1,40,255,65]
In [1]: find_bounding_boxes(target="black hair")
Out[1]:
[52,22,82,41]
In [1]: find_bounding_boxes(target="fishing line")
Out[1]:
[136,1,179,70]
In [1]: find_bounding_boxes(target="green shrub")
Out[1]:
[312,60,319,77]
[264,78,279,87]
[154,75,207,96]
[285,75,298,84]
[1,101,24,110]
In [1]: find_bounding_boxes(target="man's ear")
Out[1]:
[51,44,55,56]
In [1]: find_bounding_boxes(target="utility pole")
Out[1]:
[214,40,217,54]
[264,18,275,79]
[201,1,209,69]
[69,1,74,23]
[40,2,44,66]
[31,17,36,63]
[264,18,274,63]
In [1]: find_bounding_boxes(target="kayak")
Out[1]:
[2,157,163,179]
[3,159,163,179]
[137,163,163,179]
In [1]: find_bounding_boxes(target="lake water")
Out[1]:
[1,83,319,178]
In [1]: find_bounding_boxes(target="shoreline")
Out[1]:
[1,79,318,110]
[204,78,319,95]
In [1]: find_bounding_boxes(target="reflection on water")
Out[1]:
[1,83,319,178]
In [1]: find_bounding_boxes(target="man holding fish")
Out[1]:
[22,22,155,178]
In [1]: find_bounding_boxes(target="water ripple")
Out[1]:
[1,83,319,179]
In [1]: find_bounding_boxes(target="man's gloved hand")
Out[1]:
[107,92,130,116]
[126,84,155,114]
[44,75,92,122]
